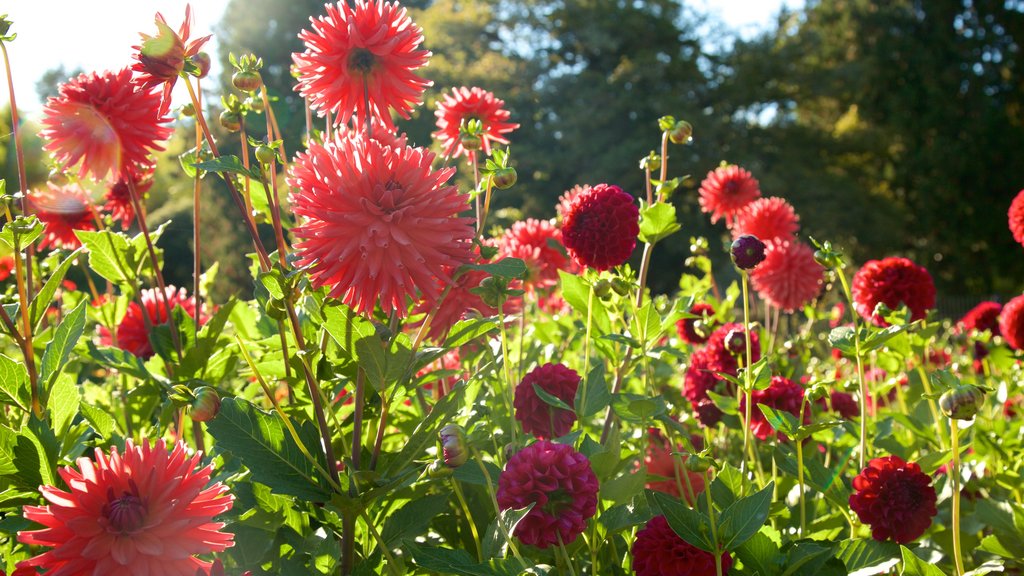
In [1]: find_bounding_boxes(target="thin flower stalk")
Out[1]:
[1,38,34,299]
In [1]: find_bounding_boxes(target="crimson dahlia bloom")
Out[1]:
[294,0,431,129]
[683,323,761,426]
[851,257,936,326]
[556,184,589,221]
[496,440,598,549]
[514,363,581,439]
[0,256,13,281]
[959,301,1002,335]
[30,183,97,251]
[561,183,639,271]
[749,238,824,312]
[18,439,234,575]
[740,376,807,441]
[497,218,576,293]
[132,5,211,114]
[1000,294,1024,351]
[676,302,717,345]
[41,68,173,181]
[433,86,519,158]
[849,455,937,544]
[731,196,799,242]
[1010,189,1024,248]
[699,164,761,225]
[287,134,475,318]
[98,286,205,359]
[632,515,732,576]
[820,391,859,420]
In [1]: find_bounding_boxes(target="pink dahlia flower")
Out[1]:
[288,133,475,318]
[433,86,519,158]
[1010,189,1024,248]
[749,238,824,312]
[18,439,234,575]
[739,375,807,441]
[496,440,598,549]
[132,5,211,114]
[633,515,732,576]
[852,257,936,326]
[561,183,639,271]
[496,218,576,293]
[513,363,581,439]
[698,164,761,225]
[98,286,205,359]
[104,167,153,229]
[731,196,799,242]
[41,68,173,181]
[30,183,97,251]
[1000,294,1024,351]
[294,0,431,129]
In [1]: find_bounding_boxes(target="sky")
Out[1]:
[0,0,801,115]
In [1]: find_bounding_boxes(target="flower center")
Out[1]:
[348,48,377,75]
[103,489,148,534]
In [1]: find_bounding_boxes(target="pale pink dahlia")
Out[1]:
[41,68,173,181]
[98,286,205,359]
[496,440,598,549]
[433,86,519,158]
[749,238,824,312]
[731,196,799,242]
[30,183,97,251]
[18,439,234,576]
[294,0,431,129]
[288,134,475,317]
[698,164,761,225]
[496,218,576,293]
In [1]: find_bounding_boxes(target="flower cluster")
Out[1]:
[684,323,761,426]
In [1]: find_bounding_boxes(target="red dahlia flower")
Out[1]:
[433,86,519,158]
[642,429,706,503]
[496,440,598,549]
[287,134,475,318]
[98,286,205,359]
[497,218,576,293]
[683,323,761,426]
[514,363,581,439]
[632,515,732,576]
[561,183,639,271]
[749,238,824,312]
[676,302,717,345]
[30,183,97,251]
[18,439,234,575]
[1000,294,1024,351]
[731,196,799,242]
[820,390,859,420]
[740,376,807,441]
[417,349,463,400]
[556,184,589,221]
[41,68,172,181]
[294,0,431,130]
[104,167,153,228]
[851,257,936,326]
[698,164,761,225]
[0,256,13,281]
[959,301,1002,335]
[132,5,211,114]
[849,455,937,544]
[1010,189,1024,248]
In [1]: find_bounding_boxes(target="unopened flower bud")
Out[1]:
[685,454,714,473]
[593,278,613,299]
[190,387,221,422]
[180,103,196,117]
[190,52,212,79]
[610,277,631,296]
[460,132,482,151]
[245,95,265,114]
[232,69,263,92]
[668,120,693,144]
[939,385,985,421]
[724,329,746,356]
[491,167,517,190]
[425,459,453,478]
[731,234,767,270]
[439,424,468,468]
[219,110,241,132]
[255,144,277,165]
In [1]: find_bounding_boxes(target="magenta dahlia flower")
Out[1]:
[698,164,761,225]
[731,196,799,242]
[683,323,761,426]
[294,0,431,129]
[30,183,97,251]
[561,183,639,271]
[959,301,1002,335]
[18,439,234,575]
[496,440,598,549]
[849,455,938,544]
[514,363,581,439]
[556,184,589,221]
[41,68,172,181]
[851,257,936,326]
[433,86,519,158]
[1000,294,1024,351]
[1010,189,1024,248]
[749,238,824,312]
[132,5,211,114]
[633,515,732,576]
[287,133,475,318]
[497,218,576,293]
[675,302,717,345]
[739,375,807,441]
[98,286,205,359]
[820,390,859,420]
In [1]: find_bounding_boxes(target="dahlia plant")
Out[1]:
[1,3,1023,576]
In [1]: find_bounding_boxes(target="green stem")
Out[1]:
[497,298,517,443]
[835,267,870,469]
[705,470,724,576]
[359,509,402,576]
[951,422,965,576]
[556,533,578,576]
[472,448,527,567]
[580,282,594,415]
[451,478,484,561]
[740,272,755,475]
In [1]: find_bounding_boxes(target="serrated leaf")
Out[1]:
[710,463,748,508]
[39,300,87,393]
[409,544,526,576]
[718,481,773,550]
[735,530,783,576]
[193,155,262,180]
[382,494,451,547]
[483,504,534,560]
[29,248,83,330]
[75,230,137,286]
[899,546,944,576]
[381,384,466,478]
[638,201,681,244]
[532,382,573,411]
[49,373,79,436]
[828,326,857,356]
[575,362,611,417]
[648,490,713,552]
[0,215,43,251]
[206,397,332,501]
[0,354,29,410]
[80,403,116,438]
[444,317,499,348]
[758,404,800,437]
[835,538,900,573]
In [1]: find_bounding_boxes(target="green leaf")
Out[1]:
[381,494,450,547]
[612,393,667,422]
[600,470,647,505]
[48,373,79,437]
[718,481,774,550]
[39,300,87,393]
[575,362,611,417]
[735,530,782,576]
[85,342,153,381]
[899,545,945,576]
[483,504,534,560]
[206,397,332,501]
[453,458,502,486]
[828,326,857,356]
[0,215,43,251]
[467,257,527,280]
[648,490,713,552]
[782,541,834,576]
[0,425,17,477]
[80,403,116,438]
[709,463,748,508]
[532,382,573,412]
[444,317,499,348]
[75,230,137,286]
[409,544,528,576]
[13,417,58,488]
[0,354,29,410]
[836,539,900,573]
[193,155,262,180]
[29,248,83,330]
[708,389,739,416]
[638,202,682,244]
[758,405,800,437]
[559,270,611,334]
